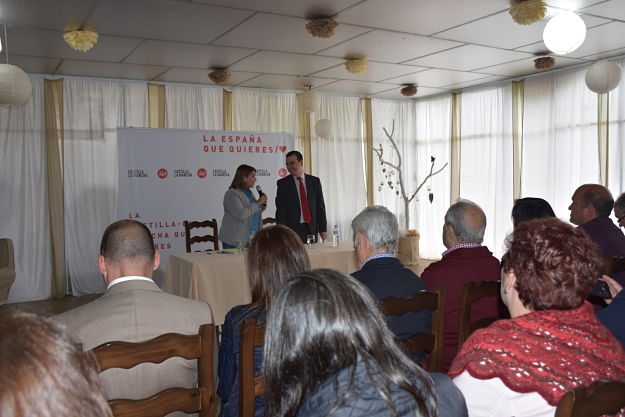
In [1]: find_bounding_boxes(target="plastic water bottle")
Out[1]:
[332,224,340,247]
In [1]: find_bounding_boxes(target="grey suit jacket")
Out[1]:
[220,187,264,246]
[54,279,213,414]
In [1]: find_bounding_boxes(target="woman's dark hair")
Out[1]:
[229,164,256,189]
[511,197,555,228]
[501,218,602,311]
[0,310,112,417]
[247,225,310,305]
[263,268,436,417]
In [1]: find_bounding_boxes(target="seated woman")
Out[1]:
[450,218,625,417]
[263,268,468,417]
[220,164,268,249]
[217,225,310,417]
[511,197,555,228]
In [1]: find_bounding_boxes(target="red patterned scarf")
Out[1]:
[449,302,625,406]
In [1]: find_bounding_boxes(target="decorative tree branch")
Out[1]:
[373,119,448,230]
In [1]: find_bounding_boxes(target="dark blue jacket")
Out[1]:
[597,290,625,349]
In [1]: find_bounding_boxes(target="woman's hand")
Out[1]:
[600,275,623,304]
[257,195,268,205]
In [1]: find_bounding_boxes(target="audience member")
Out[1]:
[217,225,310,417]
[351,205,430,344]
[421,199,501,372]
[263,268,468,417]
[220,164,267,249]
[511,197,555,228]
[450,218,625,417]
[569,184,625,284]
[55,219,213,415]
[0,309,112,417]
[596,275,625,349]
[615,192,625,228]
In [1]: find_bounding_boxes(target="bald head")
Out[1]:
[569,184,614,225]
[99,220,157,281]
[443,200,486,248]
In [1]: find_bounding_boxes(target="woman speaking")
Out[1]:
[220,164,267,249]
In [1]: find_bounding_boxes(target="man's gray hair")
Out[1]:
[444,199,486,244]
[614,192,625,214]
[351,205,399,251]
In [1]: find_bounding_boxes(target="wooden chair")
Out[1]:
[380,288,446,372]
[239,318,266,417]
[261,217,276,226]
[457,280,501,349]
[184,219,219,252]
[605,256,625,277]
[555,379,625,417]
[92,324,216,417]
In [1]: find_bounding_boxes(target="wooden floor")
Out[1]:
[1,293,102,317]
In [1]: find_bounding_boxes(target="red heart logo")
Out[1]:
[279,145,287,153]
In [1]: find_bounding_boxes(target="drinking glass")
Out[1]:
[306,234,315,248]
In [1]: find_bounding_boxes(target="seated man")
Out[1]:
[615,192,625,229]
[55,219,213,416]
[421,200,501,372]
[351,206,430,342]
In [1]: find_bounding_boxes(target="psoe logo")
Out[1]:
[256,168,271,176]
[157,168,168,179]
[279,168,287,177]
[197,168,207,179]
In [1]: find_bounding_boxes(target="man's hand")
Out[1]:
[320,231,328,242]
[600,275,623,304]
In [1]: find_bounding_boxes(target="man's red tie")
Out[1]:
[298,177,312,224]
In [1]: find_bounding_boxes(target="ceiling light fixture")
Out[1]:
[208,69,231,84]
[0,24,32,107]
[63,29,99,52]
[585,60,622,94]
[345,57,368,74]
[543,11,586,55]
[400,85,417,97]
[534,56,555,70]
[305,17,338,38]
[509,0,547,25]
[301,85,320,113]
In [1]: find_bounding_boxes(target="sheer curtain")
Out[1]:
[311,95,366,243]
[608,57,625,197]
[522,68,599,220]
[460,84,513,257]
[165,84,222,130]
[232,88,299,138]
[64,78,148,295]
[0,77,51,302]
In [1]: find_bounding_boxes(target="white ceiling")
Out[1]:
[1,0,624,99]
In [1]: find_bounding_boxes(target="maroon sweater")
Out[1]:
[422,246,501,372]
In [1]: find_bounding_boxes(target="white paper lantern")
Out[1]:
[301,88,320,113]
[0,64,33,107]
[543,11,586,55]
[585,60,622,94]
[314,118,331,138]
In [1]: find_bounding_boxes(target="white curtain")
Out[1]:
[0,77,51,302]
[608,57,625,198]
[311,95,366,244]
[522,68,599,221]
[460,84,514,258]
[64,78,148,295]
[165,84,222,130]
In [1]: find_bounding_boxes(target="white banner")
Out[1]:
[117,128,295,284]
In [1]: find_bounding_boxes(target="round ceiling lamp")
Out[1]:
[543,11,586,55]
[301,86,320,113]
[314,118,331,138]
[0,64,33,107]
[585,60,622,94]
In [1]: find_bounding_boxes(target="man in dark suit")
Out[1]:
[350,205,429,342]
[275,150,328,243]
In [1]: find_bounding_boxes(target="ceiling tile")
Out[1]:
[371,86,447,99]
[546,0,613,11]
[405,45,533,71]
[154,68,259,85]
[311,61,426,82]
[477,56,586,77]
[56,60,168,80]
[6,55,61,74]
[238,74,337,90]
[436,9,609,50]
[6,27,142,62]
[195,0,361,18]
[213,13,369,54]
[318,30,462,63]
[124,40,255,69]
[336,0,507,36]
[87,0,253,44]
[445,75,509,90]
[316,80,398,96]
[580,47,625,61]
[385,69,492,88]
[580,0,625,20]
[228,51,343,76]
[0,0,92,31]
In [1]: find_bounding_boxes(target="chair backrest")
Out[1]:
[605,256,625,277]
[239,318,266,417]
[555,379,625,417]
[457,280,501,350]
[380,287,447,372]
[261,217,276,226]
[184,219,219,252]
[0,238,16,304]
[92,324,216,417]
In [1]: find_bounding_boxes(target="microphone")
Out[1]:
[256,185,267,207]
